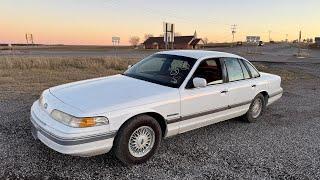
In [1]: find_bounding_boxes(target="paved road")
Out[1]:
[1,60,320,179]
[0,48,156,59]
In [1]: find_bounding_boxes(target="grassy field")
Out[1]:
[254,63,314,82]
[0,56,139,100]
[0,56,138,70]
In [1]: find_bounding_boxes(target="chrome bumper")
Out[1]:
[31,116,115,146]
[30,102,116,157]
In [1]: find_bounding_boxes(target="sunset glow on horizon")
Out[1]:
[1,0,319,45]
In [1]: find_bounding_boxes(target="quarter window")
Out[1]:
[239,60,250,79]
[224,58,244,82]
[243,60,260,78]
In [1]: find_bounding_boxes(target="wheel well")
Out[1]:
[143,112,167,137]
[260,91,269,104]
[121,112,167,138]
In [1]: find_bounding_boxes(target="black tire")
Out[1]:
[113,115,162,165]
[243,93,266,123]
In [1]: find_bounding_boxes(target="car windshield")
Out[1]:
[124,54,197,88]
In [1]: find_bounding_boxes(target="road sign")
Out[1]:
[163,22,174,43]
[163,22,175,49]
[112,37,120,44]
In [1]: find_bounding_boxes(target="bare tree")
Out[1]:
[129,36,140,47]
[203,37,209,45]
[144,34,154,40]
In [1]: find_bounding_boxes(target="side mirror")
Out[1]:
[193,77,207,88]
[127,65,132,69]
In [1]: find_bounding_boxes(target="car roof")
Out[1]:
[156,50,243,60]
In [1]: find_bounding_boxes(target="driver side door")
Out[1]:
[179,58,230,133]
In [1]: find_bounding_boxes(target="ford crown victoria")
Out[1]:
[30,50,283,164]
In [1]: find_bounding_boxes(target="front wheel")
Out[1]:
[243,93,266,123]
[113,115,162,165]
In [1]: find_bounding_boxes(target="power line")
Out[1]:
[105,0,232,27]
[104,0,238,43]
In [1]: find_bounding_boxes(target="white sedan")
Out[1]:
[30,50,283,164]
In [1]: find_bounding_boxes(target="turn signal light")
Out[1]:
[79,117,96,128]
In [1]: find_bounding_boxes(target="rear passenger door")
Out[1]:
[223,58,254,108]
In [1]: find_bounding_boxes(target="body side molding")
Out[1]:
[167,101,252,124]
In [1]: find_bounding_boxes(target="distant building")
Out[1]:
[143,31,204,49]
[246,36,261,44]
[315,37,320,47]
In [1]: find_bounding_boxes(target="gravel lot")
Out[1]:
[1,50,320,179]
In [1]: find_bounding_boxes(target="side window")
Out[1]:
[224,58,244,82]
[191,58,223,86]
[243,60,260,78]
[239,59,250,79]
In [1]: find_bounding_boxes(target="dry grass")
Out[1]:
[0,56,139,100]
[253,62,314,82]
[0,56,138,70]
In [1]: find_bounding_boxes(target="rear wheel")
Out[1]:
[243,93,266,123]
[113,115,162,165]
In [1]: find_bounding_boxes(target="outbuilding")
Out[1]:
[143,32,204,49]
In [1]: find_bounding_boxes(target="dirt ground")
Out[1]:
[1,47,320,179]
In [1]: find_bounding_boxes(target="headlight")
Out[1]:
[51,110,109,128]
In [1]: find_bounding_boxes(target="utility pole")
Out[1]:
[299,30,302,43]
[298,30,302,56]
[30,34,34,44]
[231,24,237,44]
[268,30,272,42]
[25,34,29,44]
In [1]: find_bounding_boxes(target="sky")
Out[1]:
[0,0,319,45]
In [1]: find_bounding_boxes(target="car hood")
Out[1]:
[49,74,176,114]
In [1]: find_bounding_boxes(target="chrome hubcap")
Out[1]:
[128,126,155,158]
[252,98,262,118]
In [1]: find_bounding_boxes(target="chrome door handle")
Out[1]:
[221,90,228,94]
[252,85,256,88]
